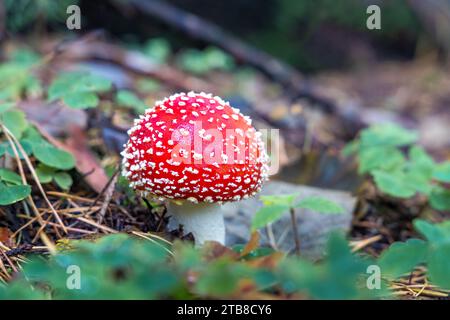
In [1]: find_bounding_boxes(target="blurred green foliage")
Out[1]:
[248,0,421,70]
[142,38,172,65]
[0,182,31,205]
[3,0,423,71]
[378,219,450,290]
[5,221,446,299]
[0,232,389,299]
[115,90,148,114]
[36,164,73,190]
[278,233,384,299]
[48,71,112,109]
[0,49,77,200]
[4,0,79,32]
[176,46,235,75]
[0,49,42,101]
[344,123,450,211]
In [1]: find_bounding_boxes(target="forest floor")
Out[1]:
[0,35,449,299]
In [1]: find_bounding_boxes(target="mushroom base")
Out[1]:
[167,201,225,246]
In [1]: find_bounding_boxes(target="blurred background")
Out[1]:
[3,0,449,68]
[1,0,449,188]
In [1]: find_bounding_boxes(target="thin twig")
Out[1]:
[156,207,166,232]
[290,208,301,256]
[67,215,118,234]
[142,198,153,213]
[47,191,96,203]
[350,235,383,252]
[1,124,67,234]
[131,231,173,256]
[0,253,11,280]
[90,167,120,210]
[265,224,278,251]
[1,124,56,252]
[0,249,18,274]
[97,172,119,224]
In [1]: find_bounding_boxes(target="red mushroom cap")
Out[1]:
[121,92,269,203]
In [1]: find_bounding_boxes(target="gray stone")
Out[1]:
[223,180,355,260]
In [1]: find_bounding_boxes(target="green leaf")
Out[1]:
[0,139,33,159]
[47,72,82,100]
[20,234,177,299]
[203,47,234,70]
[259,193,299,207]
[74,74,112,93]
[429,186,450,211]
[371,170,416,198]
[296,196,344,214]
[21,126,45,145]
[303,233,376,300]
[10,49,41,66]
[404,171,432,195]
[177,49,211,74]
[143,38,171,64]
[313,243,368,299]
[341,139,359,157]
[409,146,435,169]
[195,259,248,296]
[136,79,160,93]
[359,146,405,174]
[0,183,31,205]
[0,61,35,100]
[432,162,450,183]
[62,92,99,109]
[360,123,418,148]
[427,243,450,290]
[32,143,75,170]
[251,204,289,230]
[1,110,28,139]
[414,219,448,244]
[116,90,147,113]
[414,220,437,242]
[231,244,275,259]
[0,280,47,300]
[54,172,73,190]
[35,165,55,184]
[0,168,22,185]
[405,146,435,194]
[433,220,450,237]
[48,72,111,109]
[48,72,112,100]
[0,102,15,114]
[378,239,427,278]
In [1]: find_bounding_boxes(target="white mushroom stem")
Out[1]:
[167,201,225,246]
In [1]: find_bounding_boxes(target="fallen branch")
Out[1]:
[51,32,213,92]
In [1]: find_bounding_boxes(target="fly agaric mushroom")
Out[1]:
[121,92,269,245]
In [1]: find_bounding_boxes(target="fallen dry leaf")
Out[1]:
[0,227,13,247]
[240,231,260,257]
[64,126,110,193]
[19,101,87,137]
[202,241,239,261]
[18,101,108,193]
[247,252,285,269]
